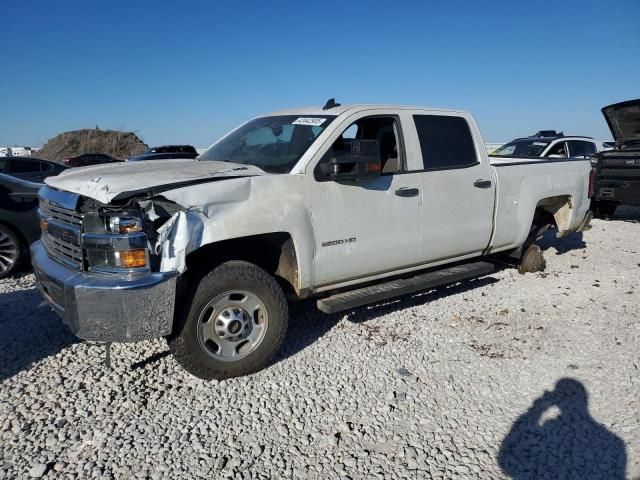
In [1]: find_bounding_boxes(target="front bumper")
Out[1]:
[31,241,177,342]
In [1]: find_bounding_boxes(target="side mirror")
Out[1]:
[318,139,381,181]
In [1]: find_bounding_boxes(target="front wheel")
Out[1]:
[168,260,288,380]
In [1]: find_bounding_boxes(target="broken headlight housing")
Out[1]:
[82,211,151,272]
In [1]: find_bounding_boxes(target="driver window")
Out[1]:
[546,142,568,158]
[327,116,402,174]
[342,124,358,140]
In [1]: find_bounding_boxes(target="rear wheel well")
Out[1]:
[533,195,573,232]
[184,232,300,299]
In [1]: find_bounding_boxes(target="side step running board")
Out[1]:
[317,261,495,314]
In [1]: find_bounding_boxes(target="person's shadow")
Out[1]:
[498,378,627,479]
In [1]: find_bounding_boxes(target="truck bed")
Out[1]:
[489,156,592,252]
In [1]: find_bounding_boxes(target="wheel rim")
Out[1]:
[196,290,269,362]
[0,231,18,275]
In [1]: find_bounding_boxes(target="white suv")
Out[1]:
[492,131,599,158]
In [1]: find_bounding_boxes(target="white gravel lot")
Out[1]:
[1,208,639,479]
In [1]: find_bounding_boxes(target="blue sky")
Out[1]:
[1,0,638,147]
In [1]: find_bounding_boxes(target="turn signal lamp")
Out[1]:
[119,249,147,269]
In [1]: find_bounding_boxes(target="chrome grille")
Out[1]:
[41,233,84,269]
[41,203,83,228]
[40,200,84,270]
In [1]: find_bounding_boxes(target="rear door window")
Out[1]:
[8,159,41,173]
[567,140,596,158]
[413,115,477,169]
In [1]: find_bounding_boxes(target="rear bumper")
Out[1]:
[31,241,177,342]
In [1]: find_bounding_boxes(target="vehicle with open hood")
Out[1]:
[590,99,640,217]
[31,101,593,379]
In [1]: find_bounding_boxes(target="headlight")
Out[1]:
[82,211,150,272]
[87,248,148,270]
[105,215,143,234]
[83,212,145,235]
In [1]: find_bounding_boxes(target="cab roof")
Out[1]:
[262,103,468,117]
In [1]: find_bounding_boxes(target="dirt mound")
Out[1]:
[37,129,148,162]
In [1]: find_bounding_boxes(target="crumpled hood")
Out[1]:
[44,159,266,204]
[602,99,640,146]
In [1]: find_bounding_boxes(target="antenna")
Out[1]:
[323,98,341,110]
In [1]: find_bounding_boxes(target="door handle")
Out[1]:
[473,179,492,188]
[395,187,419,197]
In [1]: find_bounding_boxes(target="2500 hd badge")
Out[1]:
[322,237,357,247]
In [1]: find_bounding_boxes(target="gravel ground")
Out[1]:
[1,208,639,479]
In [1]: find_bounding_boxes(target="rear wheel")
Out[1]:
[0,225,22,279]
[518,244,546,274]
[168,260,288,380]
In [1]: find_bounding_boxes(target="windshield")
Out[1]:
[491,139,551,157]
[198,115,336,173]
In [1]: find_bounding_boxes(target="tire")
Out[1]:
[168,260,288,380]
[518,244,546,274]
[591,200,617,219]
[0,224,22,279]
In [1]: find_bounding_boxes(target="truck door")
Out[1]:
[306,112,422,287]
[407,113,495,262]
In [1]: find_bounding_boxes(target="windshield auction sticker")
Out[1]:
[292,117,326,126]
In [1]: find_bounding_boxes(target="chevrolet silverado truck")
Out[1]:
[590,99,640,217]
[31,101,593,379]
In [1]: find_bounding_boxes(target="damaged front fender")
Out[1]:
[141,177,254,274]
[154,209,208,273]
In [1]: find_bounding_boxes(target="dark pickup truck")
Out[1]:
[591,99,640,217]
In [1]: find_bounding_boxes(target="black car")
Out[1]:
[63,153,120,167]
[127,145,198,162]
[0,156,66,183]
[0,173,42,278]
[591,99,640,217]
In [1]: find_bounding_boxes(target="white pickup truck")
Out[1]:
[32,101,593,379]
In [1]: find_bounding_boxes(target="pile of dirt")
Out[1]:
[37,129,148,162]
